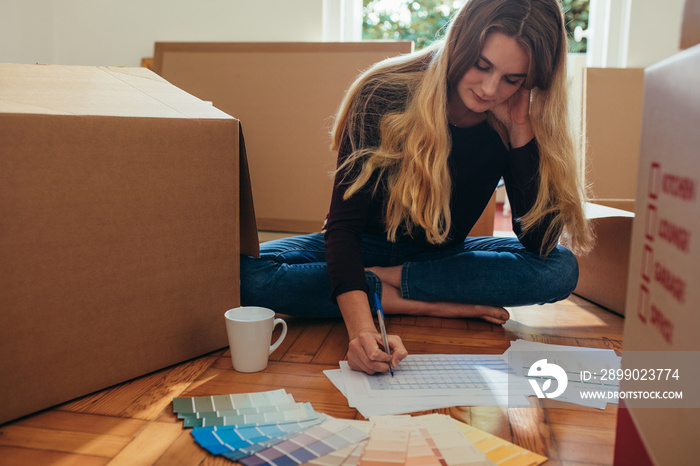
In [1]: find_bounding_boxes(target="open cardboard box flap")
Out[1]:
[0,64,233,118]
[567,203,634,315]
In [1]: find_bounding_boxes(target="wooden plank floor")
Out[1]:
[0,293,624,466]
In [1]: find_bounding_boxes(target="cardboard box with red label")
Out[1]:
[614,1,700,463]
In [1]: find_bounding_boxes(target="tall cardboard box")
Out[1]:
[0,64,257,424]
[582,67,645,213]
[570,67,644,313]
[153,42,414,233]
[613,42,700,465]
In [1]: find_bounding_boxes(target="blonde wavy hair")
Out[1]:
[331,0,592,254]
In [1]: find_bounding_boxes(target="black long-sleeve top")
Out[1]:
[324,105,550,301]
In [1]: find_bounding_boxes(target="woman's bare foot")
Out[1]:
[368,267,510,325]
[367,266,401,289]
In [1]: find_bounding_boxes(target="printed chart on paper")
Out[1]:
[365,354,513,395]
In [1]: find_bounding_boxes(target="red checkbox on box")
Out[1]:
[645,204,657,242]
[638,284,650,324]
[649,162,661,200]
[641,244,653,283]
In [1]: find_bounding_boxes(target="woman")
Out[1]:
[241,0,592,375]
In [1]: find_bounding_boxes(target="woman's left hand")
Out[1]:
[490,87,534,148]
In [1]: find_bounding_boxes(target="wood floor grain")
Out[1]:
[0,294,623,465]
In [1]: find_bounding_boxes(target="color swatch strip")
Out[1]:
[239,418,370,466]
[220,421,333,462]
[359,425,415,465]
[191,418,326,456]
[173,389,293,413]
[366,414,493,466]
[182,402,318,427]
[309,440,368,466]
[453,419,547,466]
[417,414,492,466]
[177,401,300,420]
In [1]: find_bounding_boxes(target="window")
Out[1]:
[362,0,589,52]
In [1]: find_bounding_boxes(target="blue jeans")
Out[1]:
[240,233,578,318]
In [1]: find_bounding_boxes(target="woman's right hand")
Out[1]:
[347,327,407,374]
[337,290,408,375]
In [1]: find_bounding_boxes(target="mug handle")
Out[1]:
[269,318,288,354]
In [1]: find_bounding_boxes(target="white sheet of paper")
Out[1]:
[503,339,622,409]
[327,354,529,417]
[324,340,622,416]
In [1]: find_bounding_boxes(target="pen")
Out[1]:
[374,293,394,377]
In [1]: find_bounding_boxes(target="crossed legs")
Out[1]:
[242,233,577,324]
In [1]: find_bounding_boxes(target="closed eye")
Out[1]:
[476,56,526,86]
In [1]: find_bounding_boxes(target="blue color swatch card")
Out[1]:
[173,389,368,465]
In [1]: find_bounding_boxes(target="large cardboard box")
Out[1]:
[582,67,645,213]
[613,43,700,465]
[153,42,414,233]
[571,67,645,315]
[570,203,634,315]
[0,64,257,424]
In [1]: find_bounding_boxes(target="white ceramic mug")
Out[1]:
[224,306,287,373]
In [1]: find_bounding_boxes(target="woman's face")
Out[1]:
[449,31,530,121]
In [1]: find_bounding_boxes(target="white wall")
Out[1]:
[625,0,686,67]
[1,0,325,67]
[322,0,363,42]
[1,1,54,65]
[586,0,685,68]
